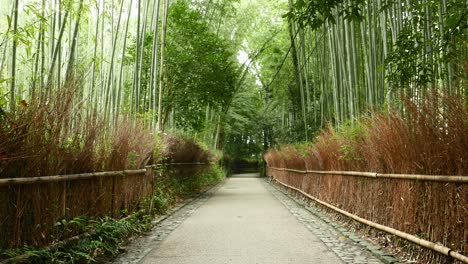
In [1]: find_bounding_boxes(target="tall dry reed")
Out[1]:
[266,94,468,175]
[0,81,155,179]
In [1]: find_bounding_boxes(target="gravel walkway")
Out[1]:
[112,175,394,264]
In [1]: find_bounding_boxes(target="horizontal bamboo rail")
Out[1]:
[0,170,146,186]
[268,166,468,182]
[0,162,209,187]
[273,178,468,263]
[153,162,207,167]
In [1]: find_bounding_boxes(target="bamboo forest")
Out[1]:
[0,0,467,263]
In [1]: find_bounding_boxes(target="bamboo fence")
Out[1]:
[267,166,468,263]
[0,163,205,250]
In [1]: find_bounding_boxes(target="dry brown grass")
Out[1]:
[0,82,155,179]
[360,95,468,175]
[265,94,468,262]
[268,94,468,175]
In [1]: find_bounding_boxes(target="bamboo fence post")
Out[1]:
[13,186,22,247]
[61,181,67,217]
[145,166,154,214]
[111,175,117,218]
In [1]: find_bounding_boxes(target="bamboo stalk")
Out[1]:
[273,178,468,263]
[267,166,468,182]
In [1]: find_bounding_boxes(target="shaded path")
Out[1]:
[114,174,385,264]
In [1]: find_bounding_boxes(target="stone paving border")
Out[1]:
[111,182,225,264]
[263,178,401,264]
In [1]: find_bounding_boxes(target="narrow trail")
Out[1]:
[114,174,385,264]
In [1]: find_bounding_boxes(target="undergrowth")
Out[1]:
[2,213,152,263]
[155,163,226,203]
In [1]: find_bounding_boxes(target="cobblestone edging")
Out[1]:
[263,179,401,264]
[111,182,225,264]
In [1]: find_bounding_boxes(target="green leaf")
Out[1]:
[6,15,11,28]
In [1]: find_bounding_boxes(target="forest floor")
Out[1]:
[111,174,394,264]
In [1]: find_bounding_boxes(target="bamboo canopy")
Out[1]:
[268,166,468,183]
